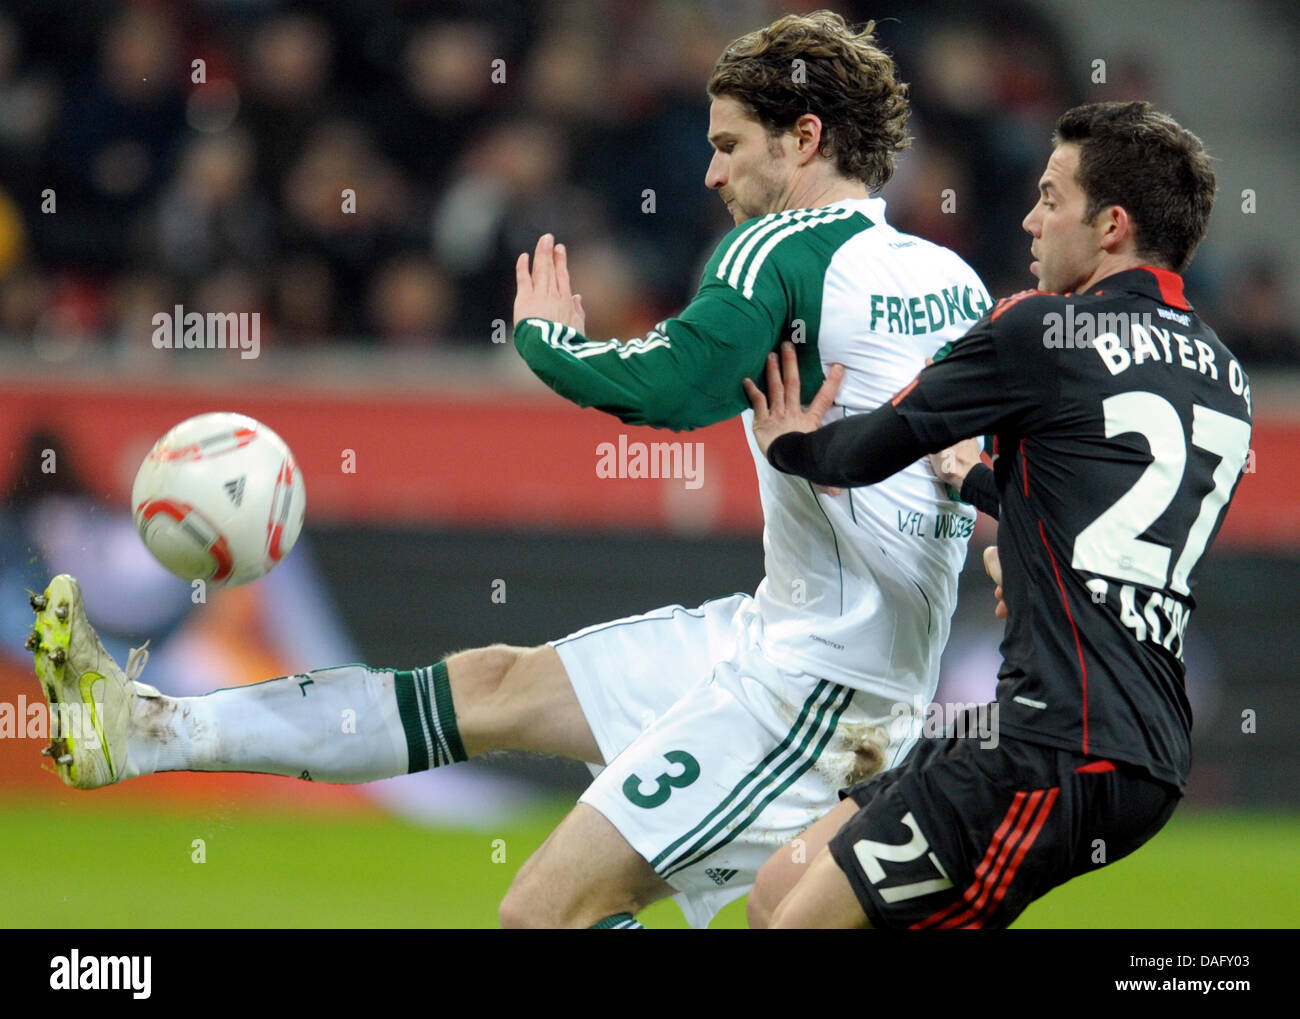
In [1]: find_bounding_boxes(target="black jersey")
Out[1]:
[768,266,1253,789]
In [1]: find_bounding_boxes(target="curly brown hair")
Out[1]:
[1054,102,1217,272]
[706,11,910,190]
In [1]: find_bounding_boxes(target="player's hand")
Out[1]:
[514,234,586,333]
[743,341,845,458]
[928,438,983,490]
[983,545,1008,620]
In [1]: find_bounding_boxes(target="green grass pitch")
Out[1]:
[1,797,1294,928]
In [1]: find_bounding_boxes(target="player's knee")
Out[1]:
[767,895,799,929]
[497,882,538,929]
[498,869,568,929]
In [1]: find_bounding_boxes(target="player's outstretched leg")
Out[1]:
[26,574,602,787]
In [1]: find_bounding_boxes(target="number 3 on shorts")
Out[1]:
[622,750,701,809]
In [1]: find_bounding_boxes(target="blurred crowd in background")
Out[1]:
[0,0,1295,365]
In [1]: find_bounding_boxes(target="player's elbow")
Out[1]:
[631,390,693,430]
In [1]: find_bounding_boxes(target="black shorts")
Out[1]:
[826,729,1180,929]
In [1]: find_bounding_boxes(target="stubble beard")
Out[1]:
[736,166,789,222]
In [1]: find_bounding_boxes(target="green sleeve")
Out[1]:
[513,228,790,431]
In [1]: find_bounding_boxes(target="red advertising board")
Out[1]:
[0,378,1292,546]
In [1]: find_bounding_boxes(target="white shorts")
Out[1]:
[551,594,917,929]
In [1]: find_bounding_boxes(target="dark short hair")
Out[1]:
[1053,102,1216,271]
[706,11,910,190]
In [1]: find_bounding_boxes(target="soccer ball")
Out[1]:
[131,412,306,587]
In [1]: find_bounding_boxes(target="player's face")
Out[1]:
[1022,144,1107,293]
[705,95,793,225]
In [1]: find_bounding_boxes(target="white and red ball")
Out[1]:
[131,412,306,587]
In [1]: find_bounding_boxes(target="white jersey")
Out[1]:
[737,199,989,700]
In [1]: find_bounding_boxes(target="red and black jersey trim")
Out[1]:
[1136,265,1191,310]
[911,786,1060,929]
[990,288,1060,322]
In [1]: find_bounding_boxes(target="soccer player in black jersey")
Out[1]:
[743,102,1252,929]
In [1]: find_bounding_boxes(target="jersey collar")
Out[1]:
[1080,265,1192,311]
[830,195,888,223]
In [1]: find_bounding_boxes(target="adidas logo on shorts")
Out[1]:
[704,867,738,887]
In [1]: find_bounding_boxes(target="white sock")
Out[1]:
[125,665,415,783]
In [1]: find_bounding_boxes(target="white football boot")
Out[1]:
[28,574,161,789]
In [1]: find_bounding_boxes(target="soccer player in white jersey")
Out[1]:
[29,12,990,928]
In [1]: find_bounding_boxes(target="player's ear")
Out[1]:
[794,113,823,161]
[1099,204,1135,254]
